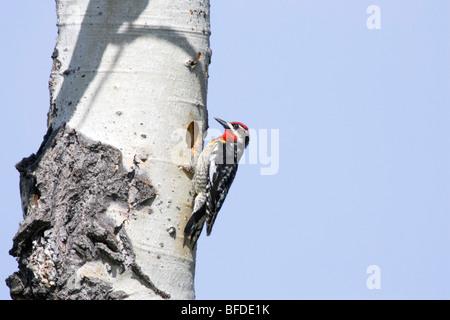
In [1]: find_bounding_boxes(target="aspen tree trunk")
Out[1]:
[6,0,210,300]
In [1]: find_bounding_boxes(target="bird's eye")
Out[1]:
[232,123,239,129]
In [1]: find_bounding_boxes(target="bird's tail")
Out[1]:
[183,205,206,249]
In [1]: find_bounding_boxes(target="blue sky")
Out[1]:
[1,0,449,299]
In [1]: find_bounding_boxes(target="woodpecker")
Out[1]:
[184,117,250,248]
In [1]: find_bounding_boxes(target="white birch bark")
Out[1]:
[7,0,210,300]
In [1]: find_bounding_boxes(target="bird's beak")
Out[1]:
[214,117,231,129]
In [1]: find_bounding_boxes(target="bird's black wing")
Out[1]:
[205,163,238,235]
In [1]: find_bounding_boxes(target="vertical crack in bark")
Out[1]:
[6,125,158,300]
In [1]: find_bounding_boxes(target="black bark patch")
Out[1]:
[7,125,157,300]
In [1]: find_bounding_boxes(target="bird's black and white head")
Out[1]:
[215,117,250,148]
